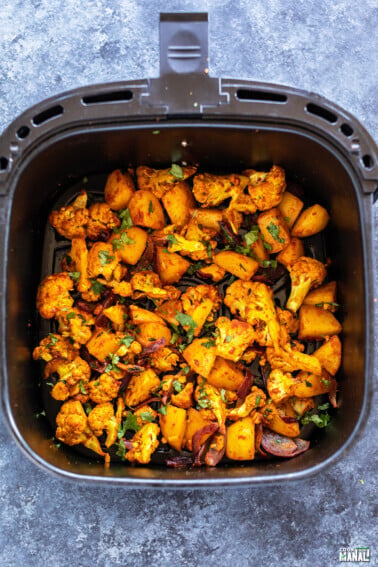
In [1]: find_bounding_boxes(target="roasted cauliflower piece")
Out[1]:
[224,280,281,350]
[124,369,161,407]
[192,173,249,207]
[126,422,160,464]
[171,381,194,409]
[181,285,222,336]
[87,242,120,281]
[56,400,107,458]
[286,256,327,313]
[86,202,120,240]
[88,398,125,448]
[102,304,127,332]
[150,347,180,373]
[267,369,299,405]
[36,273,74,319]
[130,270,180,301]
[49,191,89,240]
[244,165,286,210]
[195,381,226,434]
[57,307,94,344]
[45,356,91,401]
[69,237,91,293]
[215,317,255,362]
[136,165,197,199]
[266,342,322,375]
[33,333,78,362]
[227,386,266,420]
[88,373,121,404]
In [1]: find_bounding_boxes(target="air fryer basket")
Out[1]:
[0,13,376,486]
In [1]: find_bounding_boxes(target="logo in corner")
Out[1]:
[339,547,370,562]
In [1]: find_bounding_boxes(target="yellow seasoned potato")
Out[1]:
[109,226,148,265]
[276,237,305,267]
[162,181,196,225]
[135,322,172,348]
[207,357,245,391]
[313,335,342,375]
[257,207,291,253]
[303,281,338,311]
[129,305,165,325]
[159,405,187,452]
[290,371,329,397]
[128,190,165,229]
[298,305,342,340]
[183,339,217,378]
[184,407,214,451]
[86,329,120,362]
[291,204,330,237]
[197,264,226,282]
[155,246,190,284]
[278,191,304,228]
[104,169,135,210]
[124,369,161,406]
[213,251,259,281]
[226,417,255,460]
[262,402,300,437]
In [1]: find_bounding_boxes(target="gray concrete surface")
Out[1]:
[0,1,377,566]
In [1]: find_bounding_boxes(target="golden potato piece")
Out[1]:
[183,339,217,378]
[87,241,119,281]
[159,405,187,452]
[162,181,196,225]
[262,402,300,438]
[86,329,121,362]
[155,247,190,284]
[276,237,304,267]
[278,191,304,228]
[128,190,165,229]
[207,357,244,391]
[298,305,342,340]
[213,251,259,281]
[124,369,161,406]
[129,305,165,325]
[197,264,226,282]
[135,322,172,348]
[292,204,330,237]
[303,281,338,311]
[184,407,214,451]
[257,207,290,253]
[110,226,148,265]
[290,372,330,397]
[313,335,342,375]
[226,417,255,461]
[104,169,135,210]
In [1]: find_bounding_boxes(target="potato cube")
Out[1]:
[278,191,304,228]
[257,208,291,253]
[298,305,342,340]
[226,417,255,460]
[159,405,187,452]
[291,204,330,237]
[213,251,259,281]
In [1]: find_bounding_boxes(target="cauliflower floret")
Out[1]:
[136,165,197,199]
[49,191,89,240]
[125,422,160,464]
[215,317,255,362]
[181,285,222,336]
[102,304,127,331]
[57,307,94,344]
[88,242,120,281]
[277,307,299,338]
[36,273,74,319]
[267,369,299,405]
[130,270,180,301]
[224,280,281,350]
[134,405,158,427]
[87,398,124,448]
[45,356,91,401]
[55,400,107,459]
[86,203,120,240]
[97,279,132,298]
[266,343,322,375]
[88,374,121,403]
[171,381,194,409]
[244,165,286,211]
[192,173,249,207]
[69,238,91,293]
[150,347,179,373]
[286,256,327,313]
[124,369,161,407]
[33,334,78,362]
[195,381,226,434]
[227,386,266,420]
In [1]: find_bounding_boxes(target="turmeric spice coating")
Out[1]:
[34,164,340,466]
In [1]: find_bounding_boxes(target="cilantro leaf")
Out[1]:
[261,259,278,268]
[48,333,59,346]
[148,200,154,214]
[169,163,184,180]
[301,411,331,428]
[220,389,228,403]
[201,337,216,349]
[116,438,127,459]
[98,250,114,266]
[173,380,184,393]
[139,411,155,423]
[90,279,105,296]
[175,311,198,342]
[68,271,81,282]
[118,208,134,230]
[118,334,135,347]
[118,411,140,437]
[244,226,260,247]
[167,234,179,245]
[67,312,76,320]
[267,222,284,243]
[112,231,136,251]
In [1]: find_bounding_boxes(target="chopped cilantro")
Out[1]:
[202,338,216,349]
[173,380,184,393]
[197,398,211,410]
[315,302,340,308]
[284,216,291,223]
[175,311,198,342]
[220,389,228,403]
[152,130,160,135]
[205,241,213,259]
[305,380,312,387]
[139,411,155,422]
[68,271,81,282]
[186,261,204,276]
[35,410,46,418]
[119,334,134,347]
[48,333,59,346]
[118,208,134,230]
[321,377,330,387]
[267,222,284,243]
[225,335,233,343]
[263,240,272,251]
[169,163,184,180]
[301,411,331,428]
[116,438,127,460]
[98,250,114,266]
[239,262,247,272]
[166,234,179,245]
[261,259,278,268]
[112,231,136,251]
[317,402,330,411]
[148,200,154,214]
[118,411,140,437]
[158,404,169,416]
[67,312,76,320]
[78,380,87,395]
[255,395,261,407]
[244,226,260,246]
[181,365,190,375]
[90,279,105,296]
[170,331,179,345]
[105,353,120,373]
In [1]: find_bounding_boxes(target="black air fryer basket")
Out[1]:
[0,13,377,486]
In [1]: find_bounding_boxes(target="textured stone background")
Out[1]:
[0,1,377,566]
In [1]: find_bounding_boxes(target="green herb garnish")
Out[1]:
[98,250,114,266]
[267,222,284,243]
[68,271,81,282]
[118,208,134,230]
[169,163,184,180]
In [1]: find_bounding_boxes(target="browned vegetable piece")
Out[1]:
[267,368,299,405]
[262,401,300,438]
[181,285,221,336]
[110,226,148,265]
[213,251,259,281]
[36,273,74,319]
[257,208,290,253]
[33,334,78,363]
[184,408,214,451]
[183,339,217,378]
[87,242,119,281]
[303,281,338,311]
[128,190,165,229]
[86,329,121,361]
[162,181,196,225]
[135,322,171,348]
[155,247,190,284]
[49,191,88,240]
[244,165,286,211]
[290,371,330,397]
[261,430,309,457]
[207,357,245,391]
[87,203,121,240]
[276,237,305,267]
[129,305,165,325]
[291,204,330,237]
[313,335,342,375]
[137,165,197,199]
[278,191,304,228]
[250,237,269,263]
[102,304,127,331]
[215,317,255,362]
[124,368,161,406]
[155,299,183,326]
[197,264,226,282]
[286,257,327,313]
[104,169,135,210]
[189,208,223,230]
[69,238,91,293]
[298,305,342,340]
[159,405,187,452]
[126,423,160,464]
[226,416,255,461]
[87,373,121,404]
[193,173,249,207]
